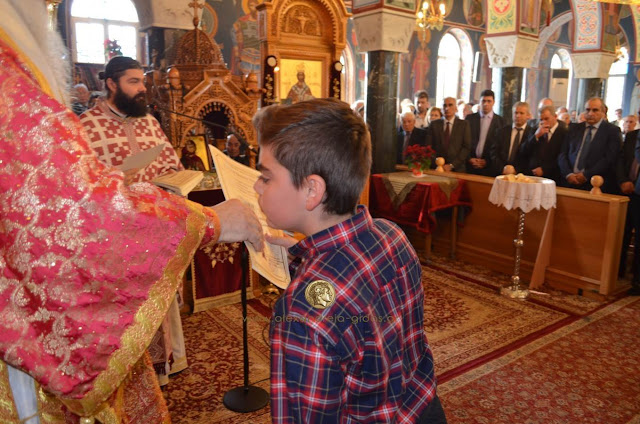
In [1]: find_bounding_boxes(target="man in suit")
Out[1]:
[426,96,471,172]
[518,105,567,184]
[490,102,533,176]
[466,89,505,176]
[557,97,621,193]
[615,116,639,290]
[396,109,427,164]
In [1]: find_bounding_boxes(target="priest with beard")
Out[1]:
[79,56,182,183]
[80,56,194,389]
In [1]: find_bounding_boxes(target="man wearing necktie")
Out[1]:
[557,97,621,193]
[490,101,532,176]
[396,109,427,164]
[426,96,471,172]
[519,105,567,184]
[466,89,506,176]
[615,112,640,293]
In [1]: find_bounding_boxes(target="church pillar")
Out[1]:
[492,66,524,126]
[575,78,605,109]
[571,52,615,111]
[366,51,400,174]
[484,34,539,126]
[352,7,415,174]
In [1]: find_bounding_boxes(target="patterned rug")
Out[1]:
[423,267,570,380]
[428,255,610,316]
[165,260,582,423]
[164,299,272,424]
[439,296,640,424]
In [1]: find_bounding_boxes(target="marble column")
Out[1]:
[492,66,524,126]
[575,78,605,111]
[352,8,416,174]
[367,51,399,174]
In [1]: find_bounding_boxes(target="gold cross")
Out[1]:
[188,0,204,18]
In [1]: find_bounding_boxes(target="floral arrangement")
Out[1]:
[405,144,435,175]
[104,39,122,60]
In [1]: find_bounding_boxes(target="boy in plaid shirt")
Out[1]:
[253,98,446,423]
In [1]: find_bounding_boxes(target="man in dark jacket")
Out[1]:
[518,105,567,184]
[557,97,621,193]
[491,102,533,175]
[466,89,505,176]
[396,109,427,164]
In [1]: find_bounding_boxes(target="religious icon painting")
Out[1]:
[279,59,323,104]
[181,135,213,172]
[463,0,484,27]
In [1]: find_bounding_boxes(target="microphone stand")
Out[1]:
[150,103,268,412]
[222,248,269,412]
[148,103,254,150]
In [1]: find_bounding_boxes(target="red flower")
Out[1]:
[404,145,434,172]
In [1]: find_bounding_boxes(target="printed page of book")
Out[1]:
[152,170,204,196]
[209,146,291,289]
[117,143,165,171]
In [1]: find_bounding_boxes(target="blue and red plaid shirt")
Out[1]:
[270,206,437,423]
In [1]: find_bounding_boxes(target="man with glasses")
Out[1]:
[558,97,621,193]
[426,96,471,172]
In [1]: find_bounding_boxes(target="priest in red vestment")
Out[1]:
[0,0,264,422]
[80,56,189,387]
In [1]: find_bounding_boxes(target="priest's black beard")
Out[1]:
[112,85,148,117]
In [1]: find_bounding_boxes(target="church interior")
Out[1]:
[36,0,640,421]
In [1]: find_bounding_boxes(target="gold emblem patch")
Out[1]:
[304,280,336,309]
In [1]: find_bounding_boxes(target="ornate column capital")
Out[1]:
[484,35,539,68]
[352,9,415,54]
[571,52,616,79]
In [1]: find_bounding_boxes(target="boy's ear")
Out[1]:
[304,174,327,211]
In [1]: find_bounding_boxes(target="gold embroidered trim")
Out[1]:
[0,361,20,423]
[35,381,66,424]
[0,28,54,99]
[61,202,210,416]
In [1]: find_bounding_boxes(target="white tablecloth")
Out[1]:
[488,176,557,213]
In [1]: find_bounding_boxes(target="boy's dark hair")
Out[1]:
[414,90,429,102]
[99,56,142,95]
[252,98,371,215]
[479,89,495,100]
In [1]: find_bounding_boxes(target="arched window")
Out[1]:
[606,46,628,121]
[436,33,461,107]
[70,0,139,64]
[549,49,572,109]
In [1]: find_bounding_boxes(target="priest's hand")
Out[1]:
[212,199,264,252]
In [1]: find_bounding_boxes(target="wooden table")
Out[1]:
[369,172,472,259]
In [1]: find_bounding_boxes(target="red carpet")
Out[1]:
[439,296,640,424]
[165,258,637,423]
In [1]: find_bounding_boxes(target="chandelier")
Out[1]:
[416,0,446,34]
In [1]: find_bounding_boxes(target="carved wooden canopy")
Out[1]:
[151,25,261,151]
[257,0,350,101]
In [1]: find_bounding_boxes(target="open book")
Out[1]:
[152,170,204,196]
[209,146,291,289]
